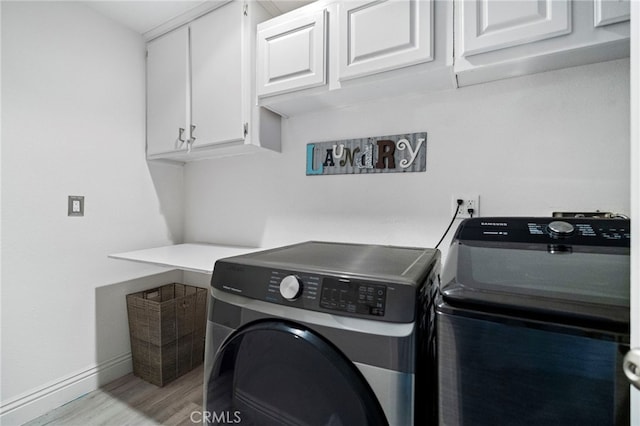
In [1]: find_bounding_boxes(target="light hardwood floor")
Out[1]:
[24,365,204,426]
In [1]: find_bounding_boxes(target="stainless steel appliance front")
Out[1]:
[204,241,440,425]
[437,217,630,426]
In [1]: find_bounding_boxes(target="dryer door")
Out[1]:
[205,320,388,426]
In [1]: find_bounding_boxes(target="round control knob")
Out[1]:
[280,275,302,301]
[547,221,575,238]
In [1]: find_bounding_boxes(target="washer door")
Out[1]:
[206,320,388,426]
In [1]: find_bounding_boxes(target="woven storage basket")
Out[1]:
[126,283,207,386]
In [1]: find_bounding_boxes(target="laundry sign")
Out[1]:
[306,132,427,176]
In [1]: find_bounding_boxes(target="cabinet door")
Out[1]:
[458,0,571,57]
[257,9,327,97]
[594,0,630,27]
[190,1,244,148]
[146,27,189,157]
[338,0,433,81]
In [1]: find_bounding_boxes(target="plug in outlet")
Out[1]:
[452,195,479,218]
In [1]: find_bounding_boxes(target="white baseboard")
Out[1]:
[0,353,132,426]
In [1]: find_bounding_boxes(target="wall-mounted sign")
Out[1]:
[306,132,427,176]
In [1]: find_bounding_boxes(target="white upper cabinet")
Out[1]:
[455,0,630,86]
[594,0,630,27]
[255,0,630,113]
[458,0,570,57]
[257,9,327,97]
[146,1,280,162]
[190,4,244,149]
[338,0,432,80]
[256,0,454,117]
[146,27,189,157]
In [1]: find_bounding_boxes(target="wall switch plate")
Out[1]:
[68,196,84,217]
[452,195,479,218]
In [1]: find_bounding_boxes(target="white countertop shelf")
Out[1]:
[109,243,262,274]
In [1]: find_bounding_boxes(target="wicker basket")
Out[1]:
[126,283,207,386]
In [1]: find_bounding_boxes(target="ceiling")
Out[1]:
[86,1,313,36]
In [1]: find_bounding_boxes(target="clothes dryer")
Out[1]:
[204,241,440,425]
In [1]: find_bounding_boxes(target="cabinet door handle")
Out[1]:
[187,124,196,153]
[175,127,186,149]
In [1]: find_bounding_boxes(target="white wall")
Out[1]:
[1,2,183,424]
[184,58,630,261]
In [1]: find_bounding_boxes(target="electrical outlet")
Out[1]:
[452,195,479,218]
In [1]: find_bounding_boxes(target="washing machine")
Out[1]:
[437,217,630,425]
[203,241,440,426]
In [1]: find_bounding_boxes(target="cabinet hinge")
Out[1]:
[244,123,248,138]
[243,3,248,16]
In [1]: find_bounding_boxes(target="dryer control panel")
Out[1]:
[210,241,441,324]
[264,269,390,318]
[320,278,386,316]
[212,264,415,323]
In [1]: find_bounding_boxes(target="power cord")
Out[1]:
[435,199,463,249]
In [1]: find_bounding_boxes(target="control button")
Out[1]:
[547,221,575,238]
[280,275,302,301]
